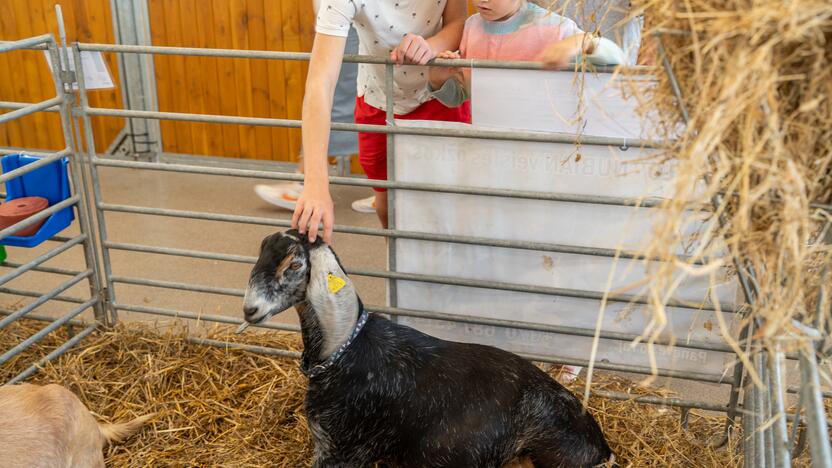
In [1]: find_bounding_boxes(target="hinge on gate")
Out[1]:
[61,70,76,86]
[96,287,117,328]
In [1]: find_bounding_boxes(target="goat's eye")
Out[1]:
[289,262,303,270]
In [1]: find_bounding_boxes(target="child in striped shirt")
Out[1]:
[428,0,626,107]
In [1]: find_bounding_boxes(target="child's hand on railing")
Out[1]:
[540,34,594,70]
[391,33,436,66]
[428,50,461,90]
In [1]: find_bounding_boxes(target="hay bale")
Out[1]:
[8,319,810,467]
[631,0,832,342]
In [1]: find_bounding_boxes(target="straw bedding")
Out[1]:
[8,319,818,468]
[629,0,832,343]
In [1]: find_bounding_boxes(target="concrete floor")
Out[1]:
[2,164,386,329]
[1,160,815,414]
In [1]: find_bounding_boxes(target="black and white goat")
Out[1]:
[240,230,613,468]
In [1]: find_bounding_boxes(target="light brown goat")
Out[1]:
[0,383,152,468]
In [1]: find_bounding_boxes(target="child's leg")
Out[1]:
[354,97,390,225]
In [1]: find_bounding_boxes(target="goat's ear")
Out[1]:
[301,235,326,249]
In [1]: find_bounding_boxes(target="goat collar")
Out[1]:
[300,299,369,379]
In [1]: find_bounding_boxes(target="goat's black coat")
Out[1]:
[302,310,612,468]
[246,231,613,468]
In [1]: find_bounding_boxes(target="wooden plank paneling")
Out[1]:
[229,0,255,159]
[162,0,193,155]
[280,0,304,162]
[146,0,321,162]
[178,0,208,155]
[0,0,124,153]
[263,0,290,161]
[246,0,274,160]
[211,0,242,158]
[1,0,359,163]
[194,1,226,158]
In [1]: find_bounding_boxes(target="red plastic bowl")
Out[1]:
[0,196,49,237]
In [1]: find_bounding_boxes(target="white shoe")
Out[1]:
[351,195,376,214]
[254,183,302,211]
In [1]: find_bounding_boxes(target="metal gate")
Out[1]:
[1,23,830,467]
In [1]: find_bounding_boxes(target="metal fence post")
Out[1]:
[51,5,107,325]
[108,0,161,160]
[71,43,119,326]
[385,61,398,318]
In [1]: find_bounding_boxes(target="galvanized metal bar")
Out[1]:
[753,352,767,468]
[105,241,256,263]
[72,152,832,223]
[592,389,732,413]
[0,96,63,124]
[0,298,97,366]
[0,196,80,241]
[99,205,732,311]
[768,349,792,467]
[0,308,87,325]
[111,275,244,297]
[0,270,93,329]
[0,100,60,112]
[744,362,759,468]
[103,207,632,256]
[384,60,399,322]
[76,42,638,75]
[101,216,651,260]
[113,303,301,333]
[0,149,70,184]
[0,147,65,157]
[106,275,734,353]
[7,323,98,385]
[0,261,84,277]
[761,353,775,468]
[799,341,832,467]
[365,304,733,352]
[186,337,302,359]
[518,350,733,384]
[0,235,86,286]
[91,157,672,210]
[49,40,106,326]
[114,301,731,383]
[789,387,807,458]
[72,43,119,325]
[0,286,86,304]
[83,107,660,148]
[0,34,54,53]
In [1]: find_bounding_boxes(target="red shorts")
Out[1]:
[354,96,471,192]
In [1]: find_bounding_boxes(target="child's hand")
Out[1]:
[429,50,461,89]
[541,34,593,69]
[541,40,578,69]
[391,33,435,66]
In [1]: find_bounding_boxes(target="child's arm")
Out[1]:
[390,0,467,65]
[541,33,626,69]
[292,33,348,244]
[429,50,469,107]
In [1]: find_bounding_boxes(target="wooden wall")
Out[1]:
[2,1,473,163]
[147,0,315,162]
[0,0,124,153]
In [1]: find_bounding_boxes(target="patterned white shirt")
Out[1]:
[316,0,448,113]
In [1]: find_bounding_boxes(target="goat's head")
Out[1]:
[242,229,315,325]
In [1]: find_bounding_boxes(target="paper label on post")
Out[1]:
[43,48,115,90]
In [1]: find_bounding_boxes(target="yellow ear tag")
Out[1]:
[327,273,346,294]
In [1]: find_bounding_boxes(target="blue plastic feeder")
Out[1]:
[1,154,75,248]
